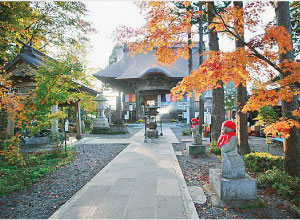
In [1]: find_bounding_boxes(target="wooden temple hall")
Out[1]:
[1,42,98,139]
[93,45,207,122]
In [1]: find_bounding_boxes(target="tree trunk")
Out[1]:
[276,1,300,177]
[188,31,194,121]
[234,1,251,155]
[198,2,204,135]
[207,2,225,141]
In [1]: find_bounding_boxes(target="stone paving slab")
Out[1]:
[50,126,199,219]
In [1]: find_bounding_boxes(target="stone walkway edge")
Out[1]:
[50,127,199,219]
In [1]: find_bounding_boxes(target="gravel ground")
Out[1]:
[171,127,298,219]
[0,143,128,219]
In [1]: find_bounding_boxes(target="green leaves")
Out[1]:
[0,2,94,68]
[22,53,87,136]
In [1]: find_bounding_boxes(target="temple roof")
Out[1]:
[93,47,202,81]
[4,41,98,97]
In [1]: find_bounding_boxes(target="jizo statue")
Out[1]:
[190,118,202,145]
[217,121,245,179]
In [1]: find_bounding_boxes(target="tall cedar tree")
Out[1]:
[207,2,225,141]
[276,1,300,177]
[234,1,251,155]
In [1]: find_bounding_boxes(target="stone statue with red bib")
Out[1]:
[217,121,245,179]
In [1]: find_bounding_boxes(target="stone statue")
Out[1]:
[218,121,245,179]
[190,118,202,145]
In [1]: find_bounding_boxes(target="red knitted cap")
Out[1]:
[222,120,236,130]
[191,118,198,123]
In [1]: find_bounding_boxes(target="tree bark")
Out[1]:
[188,31,194,121]
[198,2,204,135]
[276,1,300,177]
[234,1,251,155]
[207,2,225,141]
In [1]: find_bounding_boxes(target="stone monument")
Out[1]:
[91,92,110,134]
[208,120,257,207]
[187,118,205,155]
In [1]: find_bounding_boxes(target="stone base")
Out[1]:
[187,144,206,156]
[91,127,110,134]
[209,169,257,201]
[109,124,128,134]
[94,117,109,128]
[22,137,49,146]
[203,184,264,209]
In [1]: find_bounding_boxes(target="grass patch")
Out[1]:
[0,147,76,197]
[181,129,192,136]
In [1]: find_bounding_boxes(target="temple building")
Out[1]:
[93,45,210,122]
[1,42,98,139]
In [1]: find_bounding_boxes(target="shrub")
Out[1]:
[243,152,284,172]
[181,129,192,136]
[257,168,300,200]
[209,141,221,155]
[84,120,92,130]
[138,119,144,123]
[172,119,177,122]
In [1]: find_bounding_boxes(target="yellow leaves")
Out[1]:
[48,110,66,120]
[183,1,191,7]
[242,86,295,113]
[264,119,300,139]
[263,26,292,54]
[292,108,300,117]
[155,46,178,67]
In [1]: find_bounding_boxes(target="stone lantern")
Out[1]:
[92,92,109,133]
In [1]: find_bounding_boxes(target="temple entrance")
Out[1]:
[145,95,157,107]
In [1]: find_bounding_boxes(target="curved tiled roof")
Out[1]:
[93,47,203,80]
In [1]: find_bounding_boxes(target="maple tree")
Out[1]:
[114,1,197,67]
[171,2,300,176]
[0,1,94,68]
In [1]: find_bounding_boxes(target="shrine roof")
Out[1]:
[4,44,51,71]
[93,47,202,80]
[5,40,98,97]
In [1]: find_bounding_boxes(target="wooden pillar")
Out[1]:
[135,90,140,120]
[116,94,122,121]
[75,100,82,139]
[51,105,59,133]
[199,94,204,134]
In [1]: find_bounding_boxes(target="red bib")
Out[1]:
[217,131,236,148]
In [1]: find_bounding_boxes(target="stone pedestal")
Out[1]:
[209,169,257,201]
[187,144,206,156]
[94,117,109,128]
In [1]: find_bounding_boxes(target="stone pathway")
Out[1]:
[50,126,199,219]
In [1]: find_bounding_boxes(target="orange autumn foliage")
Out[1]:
[114,1,202,67]
[172,2,300,138]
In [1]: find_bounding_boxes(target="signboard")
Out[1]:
[64,119,69,132]
[124,111,129,120]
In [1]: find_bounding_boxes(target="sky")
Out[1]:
[85,1,145,71]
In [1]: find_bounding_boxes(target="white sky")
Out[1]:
[85,1,145,71]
